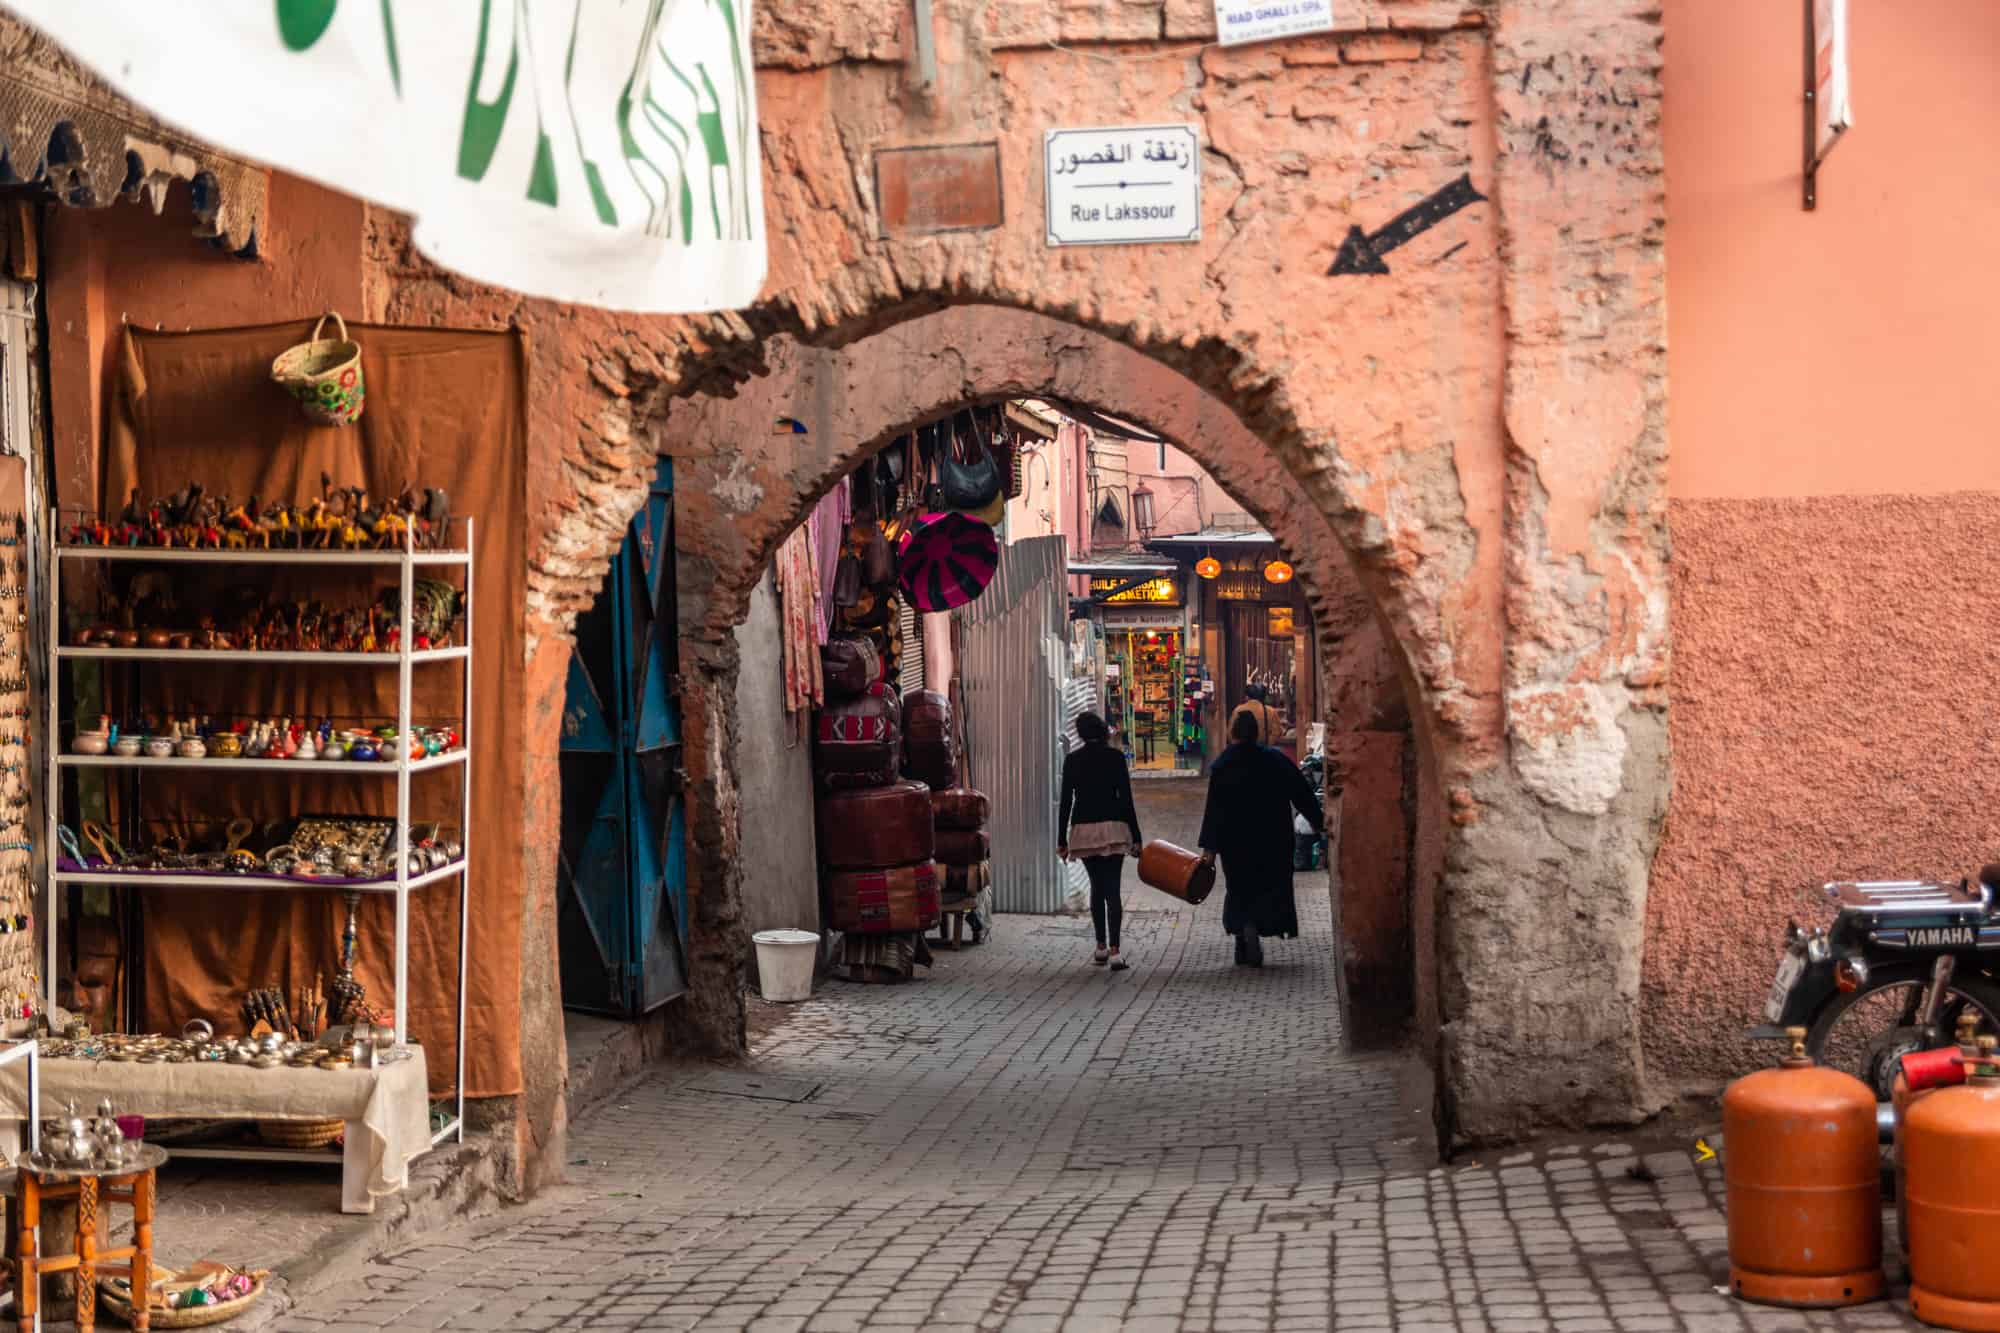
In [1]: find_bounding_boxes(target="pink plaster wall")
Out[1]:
[1646,493,2000,1092]
[1664,0,2000,499]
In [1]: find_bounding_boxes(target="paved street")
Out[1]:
[274,790,1927,1333]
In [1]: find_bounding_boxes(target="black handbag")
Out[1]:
[831,551,862,609]
[940,411,1001,511]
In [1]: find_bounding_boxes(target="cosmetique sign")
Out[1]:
[1044,125,1201,247]
[1215,0,1334,47]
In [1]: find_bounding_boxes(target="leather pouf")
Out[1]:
[902,688,957,790]
[931,787,990,832]
[1137,839,1216,906]
[815,685,901,791]
[942,859,989,903]
[821,635,883,699]
[934,829,990,867]
[817,780,935,870]
[826,861,942,933]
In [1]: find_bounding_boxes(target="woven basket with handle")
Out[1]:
[98,1267,266,1329]
[270,311,364,426]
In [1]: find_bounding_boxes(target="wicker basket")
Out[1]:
[270,310,364,426]
[255,1117,343,1150]
[98,1271,266,1329]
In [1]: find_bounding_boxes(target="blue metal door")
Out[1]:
[558,459,688,1016]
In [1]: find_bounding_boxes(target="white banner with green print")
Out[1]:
[7,0,765,313]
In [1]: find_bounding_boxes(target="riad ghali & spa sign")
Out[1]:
[1090,575,1181,606]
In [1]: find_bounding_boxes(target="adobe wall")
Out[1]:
[374,0,1673,1143]
[1647,0,2000,1096]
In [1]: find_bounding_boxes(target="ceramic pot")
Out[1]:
[139,628,172,649]
[111,629,140,649]
[177,735,207,760]
[71,728,110,756]
[145,736,174,759]
[320,739,347,760]
[295,732,318,760]
[209,733,243,758]
[169,632,193,650]
[112,736,142,757]
[348,740,379,763]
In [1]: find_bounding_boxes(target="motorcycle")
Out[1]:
[1756,868,2000,1101]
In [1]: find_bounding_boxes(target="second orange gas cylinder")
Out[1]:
[1723,1026,1884,1307]
[1893,1013,1983,1258]
[1905,1035,2000,1331]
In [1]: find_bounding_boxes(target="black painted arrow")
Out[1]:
[1328,173,1486,276]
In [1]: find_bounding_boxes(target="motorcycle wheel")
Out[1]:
[1804,962,2000,1101]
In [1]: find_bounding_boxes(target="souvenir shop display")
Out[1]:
[40,511,477,1172]
[64,475,449,551]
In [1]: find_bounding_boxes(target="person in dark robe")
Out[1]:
[1197,707,1324,967]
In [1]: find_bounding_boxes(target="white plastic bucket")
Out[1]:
[752,929,820,1002]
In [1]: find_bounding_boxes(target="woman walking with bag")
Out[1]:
[1058,711,1143,970]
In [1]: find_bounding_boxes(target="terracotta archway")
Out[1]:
[375,0,1668,1150]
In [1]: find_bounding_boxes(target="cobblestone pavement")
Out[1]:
[271,782,1928,1333]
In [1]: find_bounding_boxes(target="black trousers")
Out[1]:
[1083,855,1124,949]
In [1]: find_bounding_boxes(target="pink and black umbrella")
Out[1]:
[897,512,999,611]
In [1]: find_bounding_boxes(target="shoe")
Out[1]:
[1233,935,1247,965]
[1092,948,1109,966]
[1110,954,1129,972]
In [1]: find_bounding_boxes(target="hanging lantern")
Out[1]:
[1263,559,1294,584]
[1195,555,1221,579]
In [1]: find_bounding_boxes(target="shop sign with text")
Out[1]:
[1090,575,1181,605]
[1045,125,1200,247]
[1214,0,1334,47]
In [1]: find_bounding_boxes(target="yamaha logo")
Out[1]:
[1909,927,1976,948]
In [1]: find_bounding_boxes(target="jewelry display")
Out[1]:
[0,511,36,1021]
[53,816,463,883]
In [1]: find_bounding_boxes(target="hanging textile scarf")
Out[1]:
[776,526,824,714]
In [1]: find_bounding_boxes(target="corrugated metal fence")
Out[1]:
[956,536,1072,913]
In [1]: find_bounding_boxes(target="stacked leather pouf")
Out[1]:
[903,689,992,941]
[816,637,940,983]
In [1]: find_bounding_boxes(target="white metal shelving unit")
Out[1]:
[41,516,473,1152]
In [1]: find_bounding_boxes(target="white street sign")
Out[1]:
[1214,0,1335,48]
[1045,125,1200,247]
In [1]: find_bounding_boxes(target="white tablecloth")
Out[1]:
[0,1048,430,1202]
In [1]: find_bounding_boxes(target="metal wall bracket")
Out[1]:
[912,0,937,89]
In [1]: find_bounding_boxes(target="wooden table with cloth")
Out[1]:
[0,1052,428,1214]
[69,321,529,1130]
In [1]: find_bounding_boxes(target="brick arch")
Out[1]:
[666,301,1428,1008]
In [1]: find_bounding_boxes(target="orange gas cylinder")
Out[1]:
[1894,1014,1983,1259]
[1723,1026,1885,1307]
[1905,1035,2000,1331]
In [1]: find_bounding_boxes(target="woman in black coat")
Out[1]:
[1198,707,1324,967]
[1058,711,1142,970]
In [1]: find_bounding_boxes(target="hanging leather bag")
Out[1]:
[854,515,895,590]
[939,410,1002,512]
[821,635,883,698]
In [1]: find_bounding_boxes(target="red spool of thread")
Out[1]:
[1902,1045,1971,1093]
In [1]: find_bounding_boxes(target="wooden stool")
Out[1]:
[934,900,971,950]
[14,1145,166,1333]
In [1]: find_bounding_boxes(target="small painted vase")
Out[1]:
[144,735,175,759]
[177,733,207,760]
[294,730,318,761]
[112,735,143,757]
[71,716,111,755]
[209,732,242,759]
[319,738,347,761]
[348,739,378,763]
